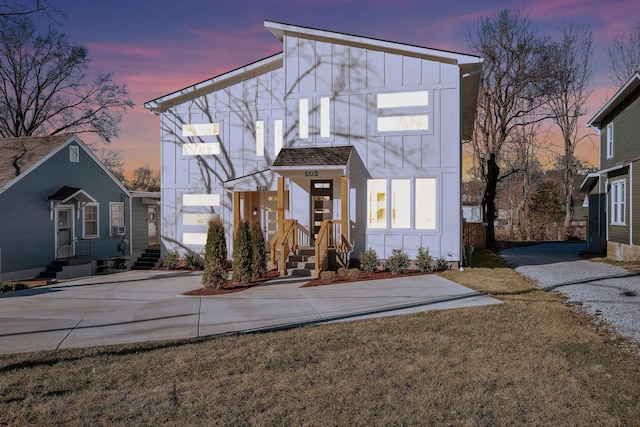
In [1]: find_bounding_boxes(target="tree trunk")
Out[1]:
[483,153,500,250]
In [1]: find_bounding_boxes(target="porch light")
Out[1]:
[253,207,258,216]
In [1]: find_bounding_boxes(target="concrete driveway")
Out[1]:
[501,242,640,342]
[0,270,501,354]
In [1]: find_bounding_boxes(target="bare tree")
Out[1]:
[608,20,640,87]
[547,22,593,239]
[0,1,51,21]
[0,15,133,141]
[128,164,160,192]
[467,8,554,249]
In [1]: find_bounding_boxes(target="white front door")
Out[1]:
[55,205,75,258]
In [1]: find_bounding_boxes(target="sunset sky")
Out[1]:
[48,0,640,176]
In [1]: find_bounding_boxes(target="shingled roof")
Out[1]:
[0,135,73,188]
[272,146,353,167]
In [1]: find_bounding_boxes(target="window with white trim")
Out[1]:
[611,179,625,225]
[110,202,124,235]
[607,122,614,159]
[415,178,436,229]
[69,145,79,162]
[391,179,410,228]
[299,98,309,139]
[256,120,264,157]
[83,203,99,238]
[367,179,387,228]
[320,96,331,138]
[274,119,283,155]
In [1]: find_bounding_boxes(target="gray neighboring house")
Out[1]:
[579,71,640,259]
[145,20,482,275]
[0,134,136,281]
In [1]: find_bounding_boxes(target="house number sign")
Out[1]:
[304,171,319,177]
[256,185,268,191]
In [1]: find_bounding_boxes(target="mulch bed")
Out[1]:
[185,270,280,296]
[301,270,435,288]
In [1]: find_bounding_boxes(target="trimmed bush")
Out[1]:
[202,217,228,289]
[434,256,450,271]
[161,248,181,269]
[387,248,410,275]
[232,221,253,283]
[0,282,29,293]
[250,222,267,280]
[416,246,433,272]
[184,251,204,270]
[359,248,378,273]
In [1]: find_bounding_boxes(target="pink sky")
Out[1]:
[52,0,640,176]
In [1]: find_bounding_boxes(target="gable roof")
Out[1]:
[0,134,130,196]
[272,146,353,167]
[587,72,640,130]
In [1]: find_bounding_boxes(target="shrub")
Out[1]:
[434,256,450,271]
[1,282,29,293]
[346,268,361,279]
[232,221,253,283]
[416,246,433,272]
[387,248,410,275]
[320,271,337,281]
[202,217,228,289]
[250,222,267,280]
[359,248,378,273]
[184,251,204,270]
[161,248,181,269]
[337,267,349,277]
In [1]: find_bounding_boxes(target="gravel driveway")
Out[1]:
[500,242,640,343]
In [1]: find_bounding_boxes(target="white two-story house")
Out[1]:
[144,20,482,275]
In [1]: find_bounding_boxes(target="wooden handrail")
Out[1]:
[270,219,298,275]
[315,220,353,276]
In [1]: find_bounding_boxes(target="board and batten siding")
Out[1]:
[601,86,640,170]
[281,34,462,259]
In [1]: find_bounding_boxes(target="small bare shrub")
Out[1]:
[347,268,361,279]
[387,248,410,275]
[337,267,349,277]
[320,271,337,281]
[359,248,378,273]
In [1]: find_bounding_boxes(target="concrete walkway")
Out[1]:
[0,270,501,354]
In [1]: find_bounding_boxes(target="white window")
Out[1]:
[391,179,410,228]
[611,179,625,225]
[377,115,429,132]
[83,203,99,238]
[183,194,220,207]
[256,120,264,157]
[320,97,330,138]
[299,98,309,139]
[274,119,283,155]
[110,202,124,235]
[367,179,387,229]
[607,122,614,159]
[415,178,436,229]
[69,145,79,162]
[377,91,429,108]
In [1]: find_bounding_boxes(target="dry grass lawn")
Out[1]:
[1,250,640,425]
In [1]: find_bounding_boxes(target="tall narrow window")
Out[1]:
[320,96,330,138]
[110,202,124,235]
[367,179,387,229]
[391,179,410,228]
[69,145,79,162]
[256,120,264,157]
[83,203,99,238]
[415,178,436,229]
[611,179,625,225]
[607,122,614,159]
[299,98,309,139]
[274,119,283,155]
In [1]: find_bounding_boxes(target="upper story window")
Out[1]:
[611,179,625,226]
[256,120,264,157]
[376,90,430,133]
[320,96,331,138]
[299,98,309,139]
[606,122,614,159]
[110,202,124,235]
[69,145,79,162]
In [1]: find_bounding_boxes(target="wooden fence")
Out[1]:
[463,221,486,250]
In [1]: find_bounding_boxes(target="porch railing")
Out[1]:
[270,219,299,276]
[314,220,352,277]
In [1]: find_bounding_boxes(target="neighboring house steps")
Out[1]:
[38,257,92,280]
[131,247,162,270]
[286,246,316,277]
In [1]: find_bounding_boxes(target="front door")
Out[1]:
[148,206,159,246]
[311,180,333,241]
[55,205,74,259]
